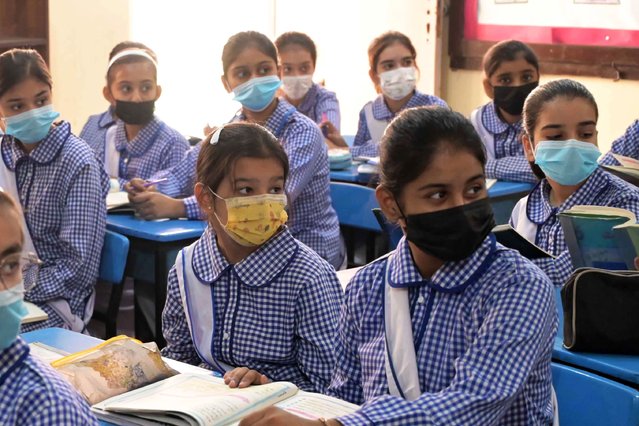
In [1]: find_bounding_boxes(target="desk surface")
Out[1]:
[330,164,376,184]
[21,327,102,353]
[553,288,639,385]
[106,214,206,242]
[488,181,535,198]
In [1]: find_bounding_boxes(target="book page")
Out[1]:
[106,191,130,210]
[613,154,639,170]
[29,342,69,364]
[95,374,298,426]
[486,178,497,189]
[22,301,48,324]
[275,391,359,419]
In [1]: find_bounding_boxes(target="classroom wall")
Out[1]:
[442,60,639,154]
[49,0,131,133]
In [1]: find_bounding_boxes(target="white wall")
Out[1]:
[49,0,130,133]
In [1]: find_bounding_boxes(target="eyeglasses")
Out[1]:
[0,252,42,292]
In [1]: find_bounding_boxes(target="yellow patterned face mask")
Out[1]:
[208,188,288,246]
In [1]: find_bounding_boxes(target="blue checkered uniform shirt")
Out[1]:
[351,91,448,157]
[0,337,98,425]
[79,109,115,155]
[511,168,639,287]
[2,123,106,331]
[329,235,557,425]
[292,83,341,130]
[600,119,639,165]
[161,226,343,393]
[475,102,537,183]
[153,99,343,267]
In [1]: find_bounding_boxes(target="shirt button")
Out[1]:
[223,332,230,340]
[417,296,425,304]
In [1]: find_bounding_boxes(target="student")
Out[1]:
[161,122,343,393]
[599,118,639,165]
[80,42,189,188]
[0,49,106,332]
[324,31,448,157]
[240,107,557,425]
[470,40,539,183]
[0,191,98,425]
[274,31,342,148]
[511,79,639,287]
[128,31,344,269]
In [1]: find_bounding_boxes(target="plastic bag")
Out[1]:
[52,335,178,405]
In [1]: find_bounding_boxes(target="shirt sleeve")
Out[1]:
[317,91,341,132]
[160,265,202,365]
[292,266,343,393]
[336,267,557,426]
[531,250,574,287]
[26,163,106,304]
[610,120,639,160]
[350,108,378,158]
[153,144,200,198]
[159,132,190,172]
[486,156,539,183]
[283,120,324,203]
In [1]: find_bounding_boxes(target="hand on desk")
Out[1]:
[128,191,187,220]
[224,367,270,389]
[239,407,340,426]
[320,121,348,149]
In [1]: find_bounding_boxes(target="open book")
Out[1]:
[91,373,359,426]
[559,205,637,270]
[106,191,133,213]
[492,224,554,259]
[21,301,48,324]
[601,154,639,186]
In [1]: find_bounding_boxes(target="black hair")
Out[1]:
[482,40,539,78]
[274,32,317,67]
[222,31,278,76]
[380,106,486,197]
[106,41,157,85]
[197,122,289,193]
[522,79,598,180]
[0,49,52,98]
[368,31,416,72]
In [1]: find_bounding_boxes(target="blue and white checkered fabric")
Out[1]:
[2,123,106,331]
[512,168,639,287]
[79,109,115,156]
[161,226,343,393]
[293,83,341,131]
[351,91,448,157]
[600,119,639,166]
[0,337,98,425]
[112,117,188,187]
[478,102,537,183]
[154,99,342,267]
[329,235,557,425]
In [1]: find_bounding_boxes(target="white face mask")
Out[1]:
[281,75,313,101]
[379,67,417,101]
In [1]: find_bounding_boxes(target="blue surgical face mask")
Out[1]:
[0,282,27,350]
[231,76,281,112]
[4,104,60,144]
[534,139,601,185]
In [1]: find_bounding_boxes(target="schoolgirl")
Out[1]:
[161,123,343,393]
[80,41,188,187]
[0,49,106,332]
[129,31,344,269]
[511,79,639,286]
[241,107,557,425]
[470,40,539,183]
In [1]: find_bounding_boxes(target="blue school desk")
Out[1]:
[106,214,206,346]
[553,288,639,386]
[330,164,376,185]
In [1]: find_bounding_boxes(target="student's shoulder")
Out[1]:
[413,91,448,108]
[483,246,554,298]
[598,169,639,203]
[315,85,338,102]
[291,237,338,276]
[285,109,322,141]
[61,127,102,164]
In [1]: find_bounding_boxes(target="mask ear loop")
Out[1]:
[205,185,228,227]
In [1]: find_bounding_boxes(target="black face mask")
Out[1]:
[115,100,155,125]
[493,81,538,116]
[401,198,496,261]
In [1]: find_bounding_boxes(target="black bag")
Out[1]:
[562,268,639,354]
